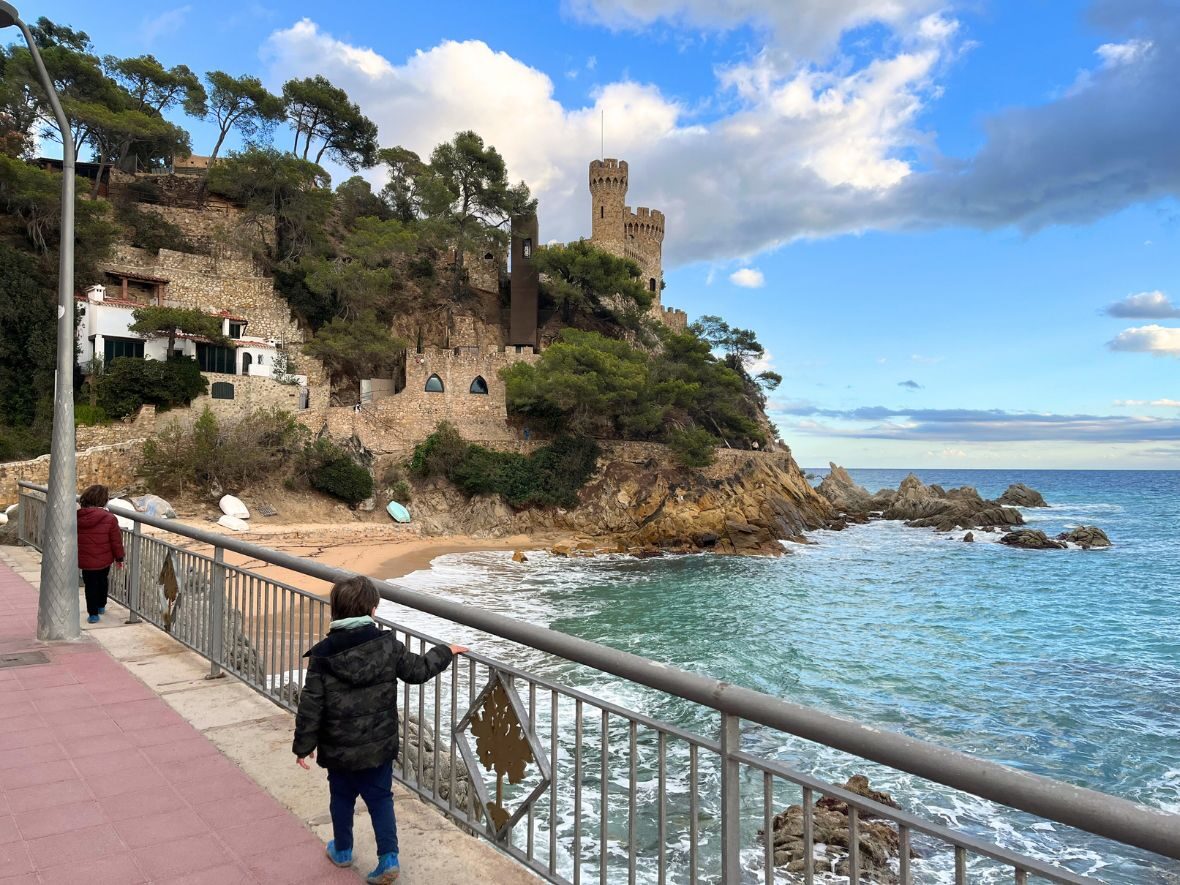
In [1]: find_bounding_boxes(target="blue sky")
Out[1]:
[41,0,1180,468]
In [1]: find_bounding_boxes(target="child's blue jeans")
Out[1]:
[327,760,398,856]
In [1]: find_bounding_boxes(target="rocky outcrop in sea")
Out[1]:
[764,775,908,882]
[999,526,1113,550]
[817,464,1031,532]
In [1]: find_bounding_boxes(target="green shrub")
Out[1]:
[300,438,373,506]
[388,479,413,503]
[411,425,598,509]
[97,357,207,419]
[115,203,195,254]
[667,427,717,468]
[139,407,308,497]
[74,403,110,426]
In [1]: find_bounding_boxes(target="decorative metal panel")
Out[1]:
[453,668,551,841]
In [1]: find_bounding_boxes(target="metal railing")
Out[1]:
[17,480,1180,884]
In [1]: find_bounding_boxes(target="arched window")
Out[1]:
[211,382,234,400]
[469,376,489,395]
[483,252,493,260]
[649,278,657,292]
[241,352,253,374]
[424,374,444,393]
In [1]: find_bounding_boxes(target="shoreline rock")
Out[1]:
[1056,526,1112,549]
[998,483,1049,508]
[999,529,1066,550]
[764,775,908,882]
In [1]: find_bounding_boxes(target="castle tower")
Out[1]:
[589,159,628,258]
[588,157,666,316]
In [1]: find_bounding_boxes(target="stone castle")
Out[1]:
[588,158,685,329]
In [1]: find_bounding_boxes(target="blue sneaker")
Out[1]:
[98,607,106,614]
[325,840,352,868]
[366,853,399,883]
[87,615,100,624]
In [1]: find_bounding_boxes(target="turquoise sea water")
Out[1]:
[381,469,1180,883]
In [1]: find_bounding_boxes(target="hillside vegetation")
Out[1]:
[0,15,780,472]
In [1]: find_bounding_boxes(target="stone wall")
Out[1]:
[0,441,144,507]
[75,406,159,450]
[99,246,306,347]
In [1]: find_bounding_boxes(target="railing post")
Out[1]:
[720,713,742,883]
[125,521,142,624]
[16,491,26,545]
[207,547,226,680]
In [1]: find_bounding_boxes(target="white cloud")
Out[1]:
[140,5,192,43]
[745,349,775,375]
[1096,38,1153,68]
[729,267,765,288]
[1108,324,1180,357]
[261,15,953,264]
[565,0,946,61]
[1115,398,1180,408]
[1105,290,1180,318]
[910,353,943,364]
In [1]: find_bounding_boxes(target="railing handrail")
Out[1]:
[18,479,1180,861]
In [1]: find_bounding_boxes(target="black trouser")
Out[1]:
[81,566,110,616]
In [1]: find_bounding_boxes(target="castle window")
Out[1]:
[522,238,532,259]
[424,374,444,393]
[469,376,488,395]
[211,382,234,400]
[600,206,604,219]
[649,278,657,292]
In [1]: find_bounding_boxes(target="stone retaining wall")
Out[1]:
[0,441,144,507]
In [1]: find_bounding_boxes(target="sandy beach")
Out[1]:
[153,517,554,598]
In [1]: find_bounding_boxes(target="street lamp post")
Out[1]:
[0,2,80,640]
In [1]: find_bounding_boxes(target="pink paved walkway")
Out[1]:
[0,560,359,885]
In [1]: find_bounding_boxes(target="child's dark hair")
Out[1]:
[79,484,109,508]
[330,576,380,620]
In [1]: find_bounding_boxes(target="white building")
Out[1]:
[76,285,305,384]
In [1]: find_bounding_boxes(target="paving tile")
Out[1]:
[0,725,54,752]
[85,763,167,799]
[155,861,256,885]
[0,816,16,846]
[36,852,148,885]
[0,741,64,771]
[132,832,236,881]
[218,812,314,857]
[171,770,259,806]
[113,709,188,732]
[140,735,222,767]
[126,722,200,748]
[14,668,78,690]
[160,752,242,785]
[39,704,112,728]
[44,715,122,742]
[192,790,289,832]
[0,714,46,736]
[0,842,31,880]
[12,799,104,841]
[0,699,35,722]
[96,783,186,823]
[24,821,123,870]
[113,806,206,849]
[58,732,138,763]
[240,839,341,884]
[27,684,101,713]
[0,759,77,792]
[3,777,90,814]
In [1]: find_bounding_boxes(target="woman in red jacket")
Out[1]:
[77,485,125,624]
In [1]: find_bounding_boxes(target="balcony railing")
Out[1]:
[17,480,1180,884]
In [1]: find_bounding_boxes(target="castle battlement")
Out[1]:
[589,158,629,191]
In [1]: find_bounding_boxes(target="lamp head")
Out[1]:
[0,2,19,29]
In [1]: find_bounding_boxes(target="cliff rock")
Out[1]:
[410,445,834,556]
[999,529,1066,550]
[764,775,906,882]
[1056,526,1112,549]
[998,483,1049,508]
